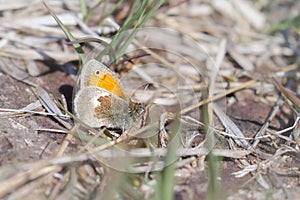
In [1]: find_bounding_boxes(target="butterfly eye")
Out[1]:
[95,70,101,76]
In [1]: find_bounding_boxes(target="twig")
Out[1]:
[180,79,256,115]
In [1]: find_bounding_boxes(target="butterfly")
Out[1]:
[73,59,141,131]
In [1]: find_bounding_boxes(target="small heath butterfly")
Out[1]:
[74,59,136,131]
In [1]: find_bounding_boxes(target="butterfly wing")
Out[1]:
[74,86,132,130]
[79,59,127,100]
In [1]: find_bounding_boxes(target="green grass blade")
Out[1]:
[266,15,300,36]
[97,0,124,26]
[80,0,88,22]
[95,0,164,64]
[154,120,180,200]
[67,37,117,64]
[117,0,164,57]
[43,1,86,65]
[203,89,221,200]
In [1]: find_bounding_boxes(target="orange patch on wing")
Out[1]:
[88,73,126,99]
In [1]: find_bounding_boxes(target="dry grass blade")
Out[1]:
[231,0,266,30]
[84,147,250,160]
[34,86,71,129]
[0,48,78,63]
[0,101,45,117]
[232,146,298,178]
[180,79,256,115]
[91,121,160,153]
[0,58,37,86]
[209,39,226,97]
[213,104,250,149]
[227,46,255,71]
[273,78,300,113]
[0,164,61,198]
[16,13,78,27]
[252,97,283,149]
[0,1,29,11]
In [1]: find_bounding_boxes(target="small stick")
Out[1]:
[180,79,256,115]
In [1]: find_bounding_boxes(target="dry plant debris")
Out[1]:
[0,0,299,199]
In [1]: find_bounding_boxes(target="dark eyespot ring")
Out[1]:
[95,70,101,75]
